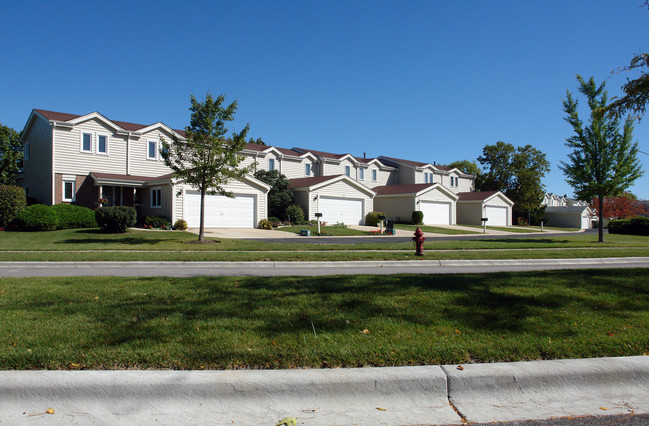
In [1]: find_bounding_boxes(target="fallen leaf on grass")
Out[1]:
[454,329,461,334]
[362,329,370,335]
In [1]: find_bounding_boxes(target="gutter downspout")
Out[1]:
[51,122,56,205]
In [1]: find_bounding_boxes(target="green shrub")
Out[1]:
[144,215,170,229]
[412,210,424,225]
[13,204,58,231]
[51,204,97,229]
[267,216,281,227]
[95,206,136,233]
[285,204,305,225]
[258,219,273,230]
[0,185,27,228]
[365,211,385,227]
[173,219,188,230]
[608,216,649,236]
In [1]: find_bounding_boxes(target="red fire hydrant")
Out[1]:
[413,227,425,256]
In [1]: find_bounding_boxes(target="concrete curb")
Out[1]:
[2,356,648,425]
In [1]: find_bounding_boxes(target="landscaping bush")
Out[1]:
[143,215,170,230]
[258,219,273,230]
[0,185,26,229]
[95,206,136,233]
[365,211,385,227]
[412,210,424,225]
[173,219,188,230]
[267,216,281,227]
[51,204,97,229]
[608,216,649,236]
[285,204,305,225]
[13,204,58,231]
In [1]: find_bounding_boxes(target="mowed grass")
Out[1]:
[393,224,481,235]
[1,269,648,370]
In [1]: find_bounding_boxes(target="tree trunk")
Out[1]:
[199,187,206,242]
[598,196,604,243]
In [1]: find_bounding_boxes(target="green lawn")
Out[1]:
[0,229,647,261]
[459,224,544,233]
[275,224,367,236]
[2,269,648,369]
[393,224,481,235]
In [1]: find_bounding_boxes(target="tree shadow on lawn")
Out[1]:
[62,229,171,246]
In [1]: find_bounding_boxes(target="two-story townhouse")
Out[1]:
[541,192,594,229]
[19,109,270,228]
[240,144,320,179]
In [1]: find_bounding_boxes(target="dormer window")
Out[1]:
[372,169,377,182]
[268,158,275,171]
[305,163,311,176]
[359,168,364,180]
[345,165,351,177]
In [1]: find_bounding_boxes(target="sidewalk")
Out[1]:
[2,356,648,425]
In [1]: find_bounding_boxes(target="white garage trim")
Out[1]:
[419,201,452,225]
[184,191,256,228]
[485,206,508,226]
[319,196,364,225]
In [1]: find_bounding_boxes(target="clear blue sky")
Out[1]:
[2,1,648,199]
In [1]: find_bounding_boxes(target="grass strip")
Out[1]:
[1,269,648,370]
[393,224,481,235]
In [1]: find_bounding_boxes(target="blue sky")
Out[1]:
[2,1,648,199]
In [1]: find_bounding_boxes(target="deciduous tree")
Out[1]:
[446,160,481,177]
[561,76,644,242]
[254,169,293,219]
[0,124,22,185]
[591,193,648,220]
[161,93,253,242]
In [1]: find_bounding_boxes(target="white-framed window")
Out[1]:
[305,163,311,176]
[359,168,364,180]
[451,176,458,187]
[372,169,377,182]
[81,133,93,153]
[24,141,29,161]
[150,187,162,208]
[345,165,351,177]
[97,134,108,154]
[268,158,275,171]
[147,141,157,160]
[62,178,75,202]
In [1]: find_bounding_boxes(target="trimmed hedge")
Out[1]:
[173,219,188,230]
[285,204,305,225]
[13,204,58,231]
[412,210,424,225]
[608,216,649,236]
[0,185,27,228]
[95,206,137,233]
[365,211,385,227]
[51,204,97,229]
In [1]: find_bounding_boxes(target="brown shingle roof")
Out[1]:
[378,156,428,167]
[373,183,437,195]
[288,175,341,189]
[293,147,347,160]
[457,191,499,201]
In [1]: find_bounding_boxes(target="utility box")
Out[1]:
[300,229,311,236]
[386,219,395,235]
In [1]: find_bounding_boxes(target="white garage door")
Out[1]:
[419,201,451,225]
[485,206,508,226]
[185,191,255,228]
[319,197,364,225]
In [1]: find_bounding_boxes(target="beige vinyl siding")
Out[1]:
[137,184,174,221]
[373,196,416,221]
[456,202,484,225]
[457,176,474,192]
[323,159,355,178]
[307,180,373,222]
[22,115,53,204]
[130,128,178,177]
[397,166,416,184]
[487,195,511,207]
[280,157,310,180]
[239,154,258,171]
[54,119,128,176]
[373,168,395,186]
[175,178,267,227]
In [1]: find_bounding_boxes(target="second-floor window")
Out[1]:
[305,163,311,176]
[372,169,377,182]
[268,158,275,171]
[97,135,108,154]
[345,165,351,177]
[147,141,157,160]
[81,133,93,153]
[359,168,364,180]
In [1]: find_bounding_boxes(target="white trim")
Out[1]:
[372,169,377,182]
[359,167,364,180]
[345,165,351,177]
[62,178,76,202]
[268,158,275,171]
[80,132,93,153]
[305,163,311,176]
[97,134,109,155]
[150,186,162,208]
[147,140,158,160]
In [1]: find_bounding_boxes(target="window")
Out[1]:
[424,172,430,183]
[372,169,377,182]
[150,187,162,208]
[24,142,29,161]
[359,168,364,180]
[63,179,75,202]
[305,163,311,176]
[147,141,157,160]
[268,158,275,171]
[345,165,351,177]
[97,135,108,154]
[451,176,458,187]
[81,133,93,153]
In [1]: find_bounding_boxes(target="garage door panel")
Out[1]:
[420,201,451,225]
[185,191,255,228]
[485,206,508,226]
[319,197,364,225]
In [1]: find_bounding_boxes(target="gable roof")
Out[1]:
[289,175,376,196]
[373,183,458,200]
[289,175,341,189]
[293,147,347,160]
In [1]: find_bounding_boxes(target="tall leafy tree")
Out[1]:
[253,169,293,219]
[591,193,649,220]
[446,160,481,177]
[0,124,22,184]
[161,93,253,242]
[477,141,550,221]
[560,75,644,242]
[603,53,649,121]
